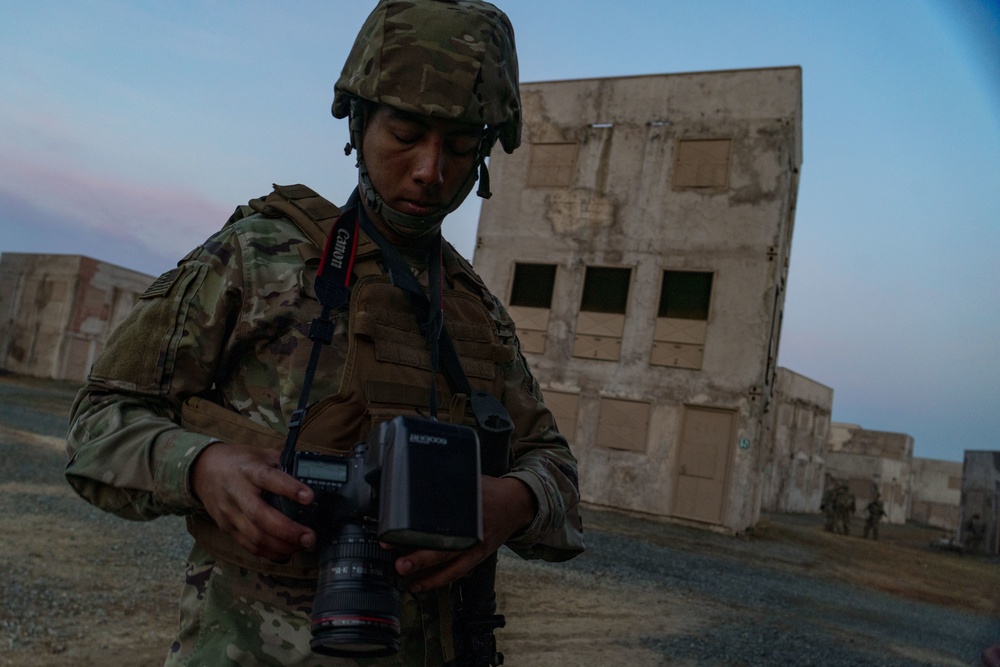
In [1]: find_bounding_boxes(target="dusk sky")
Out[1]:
[1,1,997,463]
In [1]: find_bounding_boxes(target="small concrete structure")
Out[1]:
[0,253,153,382]
[760,368,833,514]
[473,67,803,533]
[825,422,913,524]
[910,457,962,531]
[959,450,1000,554]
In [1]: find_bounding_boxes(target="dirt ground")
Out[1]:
[1,373,998,666]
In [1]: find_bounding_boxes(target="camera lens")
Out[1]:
[309,521,402,657]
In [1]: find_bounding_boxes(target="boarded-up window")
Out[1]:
[652,271,713,369]
[527,142,578,188]
[573,266,631,361]
[543,389,580,445]
[673,138,732,190]
[508,263,557,354]
[596,397,650,453]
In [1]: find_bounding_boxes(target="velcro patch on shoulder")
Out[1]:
[141,268,181,299]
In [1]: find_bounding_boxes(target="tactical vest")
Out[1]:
[182,184,515,578]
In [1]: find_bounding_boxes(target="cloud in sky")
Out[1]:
[0,152,231,274]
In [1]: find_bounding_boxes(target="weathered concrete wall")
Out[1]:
[0,253,153,382]
[910,457,962,530]
[828,422,914,461]
[760,368,833,513]
[473,68,803,533]
[825,422,914,524]
[960,450,1000,554]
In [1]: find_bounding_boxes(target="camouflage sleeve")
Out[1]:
[64,226,243,520]
[492,298,585,562]
[65,391,217,520]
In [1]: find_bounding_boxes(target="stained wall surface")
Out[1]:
[760,368,833,514]
[825,422,914,524]
[0,253,153,382]
[910,457,962,530]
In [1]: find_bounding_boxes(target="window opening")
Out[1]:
[510,263,557,308]
[651,270,713,369]
[658,270,713,320]
[573,266,631,361]
[508,262,558,354]
[580,267,631,314]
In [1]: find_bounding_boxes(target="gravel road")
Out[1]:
[502,525,995,666]
[1,374,997,666]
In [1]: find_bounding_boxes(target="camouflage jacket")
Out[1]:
[864,499,886,521]
[65,191,584,563]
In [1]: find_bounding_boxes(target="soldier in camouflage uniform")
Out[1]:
[834,483,856,536]
[863,493,886,540]
[64,2,584,665]
[820,481,838,532]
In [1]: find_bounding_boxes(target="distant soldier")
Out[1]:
[834,483,856,535]
[963,513,987,554]
[820,484,838,532]
[863,493,887,540]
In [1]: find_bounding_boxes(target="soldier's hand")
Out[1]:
[190,442,316,561]
[388,475,536,592]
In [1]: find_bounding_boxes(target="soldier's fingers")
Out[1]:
[248,460,314,506]
[404,550,481,592]
[232,495,315,558]
[396,546,489,592]
[395,547,457,575]
[191,443,315,558]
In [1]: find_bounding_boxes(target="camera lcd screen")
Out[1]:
[296,458,348,483]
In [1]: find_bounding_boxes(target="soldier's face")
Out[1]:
[362,105,483,218]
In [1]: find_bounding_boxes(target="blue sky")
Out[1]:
[1,1,997,462]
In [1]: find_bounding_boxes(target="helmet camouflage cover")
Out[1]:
[333,0,521,153]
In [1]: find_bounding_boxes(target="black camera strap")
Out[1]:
[278,204,359,471]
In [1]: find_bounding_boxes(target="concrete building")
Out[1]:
[959,450,1000,554]
[825,422,913,525]
[759,368,833,514]
[910,457,962,531]
[472,67,803,533]
[0,253,153,382]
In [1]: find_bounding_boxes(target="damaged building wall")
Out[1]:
[825,422,914,524]
[910,457,962,530]
[473,67,803,533]
[760,368,833,513]
[0,253,153,382]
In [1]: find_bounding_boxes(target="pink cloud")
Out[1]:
[0,155,232,263]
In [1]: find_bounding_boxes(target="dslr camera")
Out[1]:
[271,415,483,658]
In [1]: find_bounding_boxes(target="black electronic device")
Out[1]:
[270,415,482,658]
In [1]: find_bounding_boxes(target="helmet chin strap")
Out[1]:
[348,99,496,242]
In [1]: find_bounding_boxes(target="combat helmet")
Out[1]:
[333,0,521,236]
